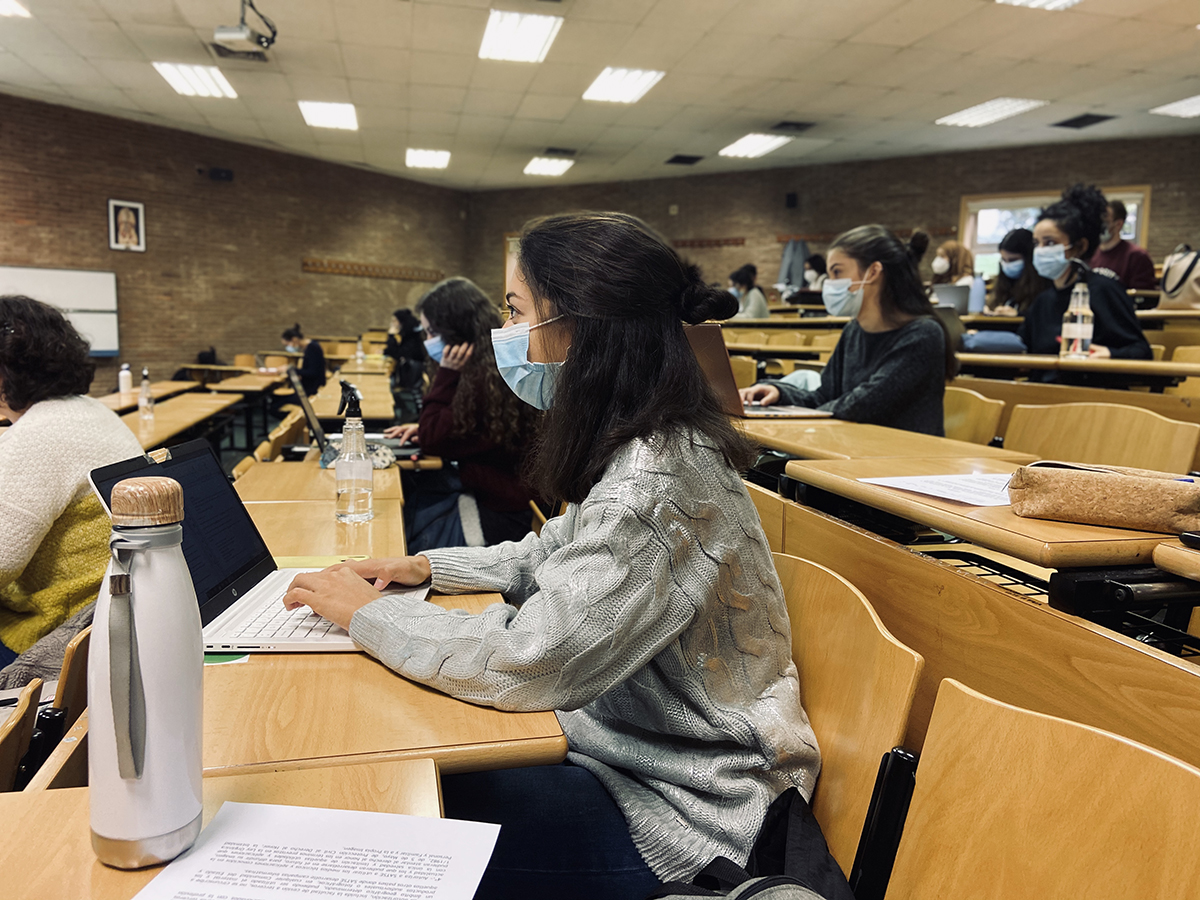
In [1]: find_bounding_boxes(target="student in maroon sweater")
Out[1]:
[385,278,540,551]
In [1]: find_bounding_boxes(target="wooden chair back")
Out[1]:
[1150,343,1166,360]
[231,455,256,480]
[233,353,256,368]
[766,331,808,347]
[275,409,306,446]
[262,355,292,370]
[1171,345,1200,363]
[808,333,841,350]
[885,679,1200,899]
[52,626,90,731]
[0,678,42,792]
[725,330,770,347]
[529,500,548,537]
[1004,402,1200,473]
[774,553,924,874]
[253,439,277,463]
[1164,346,1200,398]
[943,386,1004,445]
[729,356,758,389]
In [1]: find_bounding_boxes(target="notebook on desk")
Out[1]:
[88,439,428,653]
[686,323,833,419]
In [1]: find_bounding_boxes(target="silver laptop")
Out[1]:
[287,366,415,452]
[932,284,970,315]
[89,439,427,653]
[686,324,833,419]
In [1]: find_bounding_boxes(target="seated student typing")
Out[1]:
[1020,184,1151,366]
[0,296,143,676]
[740,227,955,435]
[284,212,820,900]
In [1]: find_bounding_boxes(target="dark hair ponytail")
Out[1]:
[1038,184,1107,261]
[281,322,303,341]
[830,225,957,380]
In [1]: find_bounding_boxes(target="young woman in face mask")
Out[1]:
[284,213,821,900]
[279,323,326,396]
[930,240,975,286]
[1018,184,1151,362]
[986,228,1051,316]
[802,253,827,290]
[739,226,955,435]
[729,263,769,318]
[382,278,541,551]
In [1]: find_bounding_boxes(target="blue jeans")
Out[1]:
[441,763,661,900]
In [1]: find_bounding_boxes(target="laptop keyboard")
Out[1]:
[234,604,347,641]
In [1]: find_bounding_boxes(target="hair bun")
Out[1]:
[907,230,930,263]
[678,264,738,324]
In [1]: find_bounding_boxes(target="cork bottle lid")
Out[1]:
[110,476,185,526]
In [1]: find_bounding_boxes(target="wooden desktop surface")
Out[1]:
[244,498,407,557]
[99,381,198,412]
[1153,539,1200,582]
[235,460,404,502]
[207,372,286,392]
[5,759,442,900]
[120,392,243,450]
[203,590,566,777]
[338,359,393,375]
[956,352,1200,378]
[785,456,1170,568]
[310,380,394,420]
[741,419,1038,462]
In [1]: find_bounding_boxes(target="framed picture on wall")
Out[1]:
[108,199,145,252]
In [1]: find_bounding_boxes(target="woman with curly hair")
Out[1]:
[0,296,142,674]
[384,277,540,551]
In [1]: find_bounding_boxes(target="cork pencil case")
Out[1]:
[1007,461,1200,534]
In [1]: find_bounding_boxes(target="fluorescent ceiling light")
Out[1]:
[406,149,451,169]
[152,62,237,99]
[996,0,1083,10]
[936,97,1048,127]
[1150,95,1200,119]
[478,9,563,63]
[298,101,358,130]
[718,134,794,159]
[582,67,665,103]
[524,157,574,176]
[0,0,31,17]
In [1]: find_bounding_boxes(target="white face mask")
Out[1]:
[491,316,564,410]
[931,256,950,275]
[821,278,865,317]
[803,269,817,285]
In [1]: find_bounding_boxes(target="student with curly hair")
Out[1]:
[285,213,819,899]
[385,278,541,550]
[1020,184,1151,363]
[0,296,142,672]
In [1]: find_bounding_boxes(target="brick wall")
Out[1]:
[465,134,1200,301]
[0,93,468,393]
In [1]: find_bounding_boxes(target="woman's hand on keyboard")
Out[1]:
[282,557,433,630]
[331,556,432,590]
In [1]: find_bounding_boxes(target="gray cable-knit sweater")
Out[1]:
[350,433,820,882]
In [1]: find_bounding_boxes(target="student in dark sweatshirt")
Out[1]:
[740,225,955,435]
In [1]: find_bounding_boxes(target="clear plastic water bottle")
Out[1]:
[335,380,373,522]
[138,367,154,421]
[355,338,365,364]
[1060,281,1094,359]
[118,363,133,394]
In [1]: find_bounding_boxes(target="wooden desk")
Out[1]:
[183,363,254,386]
[741,419,1038,462]
[245,498,407,556]
[5,759,441,900]
[99,381,198,413]
[338,359,393,375]
[1138,309,1200,323]
[121,392,243,450]
[209,373,286,447]
[785,456,1168,568]
[235,460,403,502]
[311,379,394,421]
[956,353,1200,389]
[203,590,566,777]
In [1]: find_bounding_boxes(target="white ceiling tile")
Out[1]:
[286,73,351,102]
[467,59,538,93]
[408,109,460,134]
[514,93,577,121]
[258,116,319,143]
[1133,0,1200,26]
[273,38,345,77]
[614,25,706,69]
[1109,21,1200,69]
[410,50,474,87]
[641,0,741,31]
[544,20,635,66]
[225,70,293,99]
[94,0,188,27]
[0,20,75,56]
[342,45,409,81]
[778,0,910,42]
[612,100,676,128]
[792,43,900,86]
[910,5,1030,54]
[89,58,165,91]
[42,20,145,59]
[349,78,408,106]
[409,83,466,111]
[411,3,488,55]
[119,24,211,63]
[268,1,340,43]
[849,0,978,48]
[21,51,106,85]
[30,0,112,22]
[569,0,658,25]
[844,47,960,90]
[0,52,58,86]
[527,62,595,97]
[357,104,407,128]
[334,0,413,47]
[456,113,510,137]
[462,89,524,116]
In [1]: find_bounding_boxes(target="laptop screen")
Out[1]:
[89,439,276,625]
[288,365,327,451]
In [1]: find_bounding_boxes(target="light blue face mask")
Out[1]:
[424,334,445,363]
[491,316,564,410]
[821,278,865,317]
[1033,244,1070,281]
[999,258,1025,280]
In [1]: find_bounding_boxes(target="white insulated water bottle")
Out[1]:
[89,476,203,869]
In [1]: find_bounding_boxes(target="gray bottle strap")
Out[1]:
[109,536,150,780]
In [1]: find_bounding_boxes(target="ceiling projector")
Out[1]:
[213,23,273,52]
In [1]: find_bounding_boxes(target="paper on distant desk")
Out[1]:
[133,802,499,900]
[858,474,1013,507]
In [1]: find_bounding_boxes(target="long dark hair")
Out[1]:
[829,225,958,380]
[517,211,755,504]
[1038,183,1108,262]
[416,278,538,454]
[281,323,304,341]
[993,227,1050,313]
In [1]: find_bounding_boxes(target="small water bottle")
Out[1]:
[968,275,986,313]
[1060,281,1094,359]
[118,363,133,394]
[335,380,373,522]
[138,367,154,421]
[355,338,366,364]
[89,476,203,869]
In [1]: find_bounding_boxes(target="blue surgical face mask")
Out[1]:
[1000,258,1025,280]
[423,334,445,363]
[491,316,564,410]
[1033,244,1070,281]
[821,278,865,317]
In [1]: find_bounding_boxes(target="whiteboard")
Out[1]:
[0,265,119,355]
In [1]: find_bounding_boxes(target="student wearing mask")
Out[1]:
[729,264,769,318]
[931,240,975,286]
[384,308,427,423]
[1019,185,1151,362]
[739,227,953,435]
[1090,200,1156,290]
[272,323,326,396]
[803,253,827,290]
[986,228,1051,316]
[284,212,820,900]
